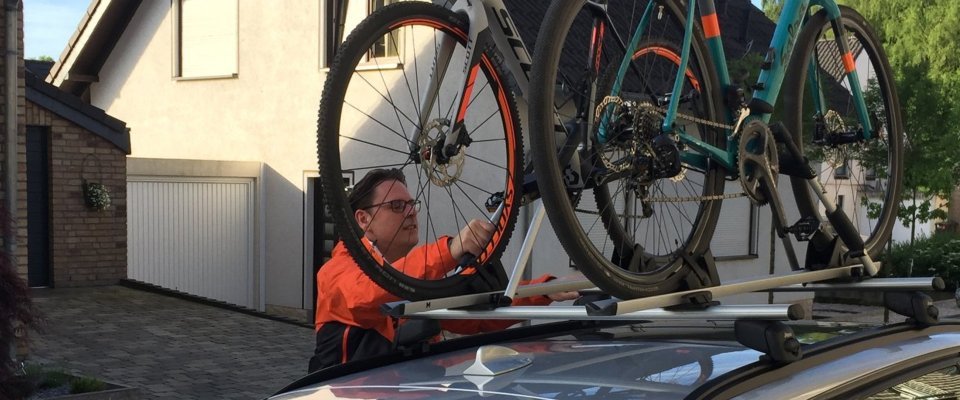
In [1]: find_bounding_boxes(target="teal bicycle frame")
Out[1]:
[601,0,875,177]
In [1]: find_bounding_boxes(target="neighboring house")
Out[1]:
[1,2,130,289]
[46,0,806,319]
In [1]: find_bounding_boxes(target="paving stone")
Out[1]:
[29,286,315,399]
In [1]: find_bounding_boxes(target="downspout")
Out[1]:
[4,0,20,257]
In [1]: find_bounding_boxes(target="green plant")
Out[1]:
[21,363,71,389]
[82,181,112,211]
[879,232,960,288]
[6,363,110,397]
[71,376,108,394]
[1,206,39,395]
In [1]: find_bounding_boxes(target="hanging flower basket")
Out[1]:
[80,154,111,211]
[83,181,111,211]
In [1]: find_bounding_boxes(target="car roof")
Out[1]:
[691,322,960,399]
[273,320,756,399]
[271,320,960,399]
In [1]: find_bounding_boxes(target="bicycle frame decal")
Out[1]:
[698,0,731,90]
[750,0,809,112]
[448,0,533,96]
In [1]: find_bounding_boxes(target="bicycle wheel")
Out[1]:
[529,0,724,299]
[318,2,523,300]
[783,6,903,265]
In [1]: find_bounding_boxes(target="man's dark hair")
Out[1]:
[348,168,407,211]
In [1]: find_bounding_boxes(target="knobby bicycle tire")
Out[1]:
[529,0,724,300]
[317,2,523,300]
[783,6,903,267]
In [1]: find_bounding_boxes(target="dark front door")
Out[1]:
[26,126,51,287]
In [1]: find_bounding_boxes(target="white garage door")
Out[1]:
[127,177,256,308]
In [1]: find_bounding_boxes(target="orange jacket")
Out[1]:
[314,238,553,341]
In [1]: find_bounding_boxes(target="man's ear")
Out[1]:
[355,209,371,229]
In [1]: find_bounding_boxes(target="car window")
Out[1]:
[865,364,960,399]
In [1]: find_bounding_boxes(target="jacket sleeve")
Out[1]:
[439,274,555,334]
[316,248,400,330]
[334,237,457,313]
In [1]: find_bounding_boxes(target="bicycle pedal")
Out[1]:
[485,192,504,212]
[787,216,820,241]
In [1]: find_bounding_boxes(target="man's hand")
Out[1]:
[547,291,581,302]
[449,218,496,261]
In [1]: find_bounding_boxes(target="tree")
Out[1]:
[839,0,960,274]
[761,0,784,21]
[0,208,38,393]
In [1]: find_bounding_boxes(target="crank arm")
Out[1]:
[758,171,801,271]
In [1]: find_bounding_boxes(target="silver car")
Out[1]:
[270,317,960,399]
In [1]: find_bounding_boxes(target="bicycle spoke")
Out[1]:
[339,133,411,157]
[344,81,417,140]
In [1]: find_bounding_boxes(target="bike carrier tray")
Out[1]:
[400,304,805,321]
[382,276,596,317]
[765,276,944,292]
[587,264,868,316]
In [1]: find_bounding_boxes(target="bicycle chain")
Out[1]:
[591,97,744,204]
[596,97,736,131]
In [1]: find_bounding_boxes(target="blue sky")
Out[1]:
[22,0,765,61]
[24,0,89,59]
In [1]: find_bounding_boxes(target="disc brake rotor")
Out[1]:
[418,119,465,187]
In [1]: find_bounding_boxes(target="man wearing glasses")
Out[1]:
[309,168,577,372]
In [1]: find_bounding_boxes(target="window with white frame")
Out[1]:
[367,0,400,60]
[173,0,238,79]
[321,0,401,68]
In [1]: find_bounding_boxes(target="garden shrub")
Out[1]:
[879,232,960,289]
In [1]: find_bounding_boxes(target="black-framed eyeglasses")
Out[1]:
[364,199,421,214]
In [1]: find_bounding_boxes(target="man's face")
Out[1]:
[355,179,419,260]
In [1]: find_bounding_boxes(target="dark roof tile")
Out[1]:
[26,73,131,154]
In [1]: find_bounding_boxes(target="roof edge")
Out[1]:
[26,73,131,154]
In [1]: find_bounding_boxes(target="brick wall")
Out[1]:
[1,1,28,277]
[25,102,128,286]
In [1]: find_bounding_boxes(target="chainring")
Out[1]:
[737,120,780,205]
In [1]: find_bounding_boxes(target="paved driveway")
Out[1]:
[28,285,315,400]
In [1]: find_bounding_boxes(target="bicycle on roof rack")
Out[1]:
[527,0,902,300]
[316,0,902,304]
